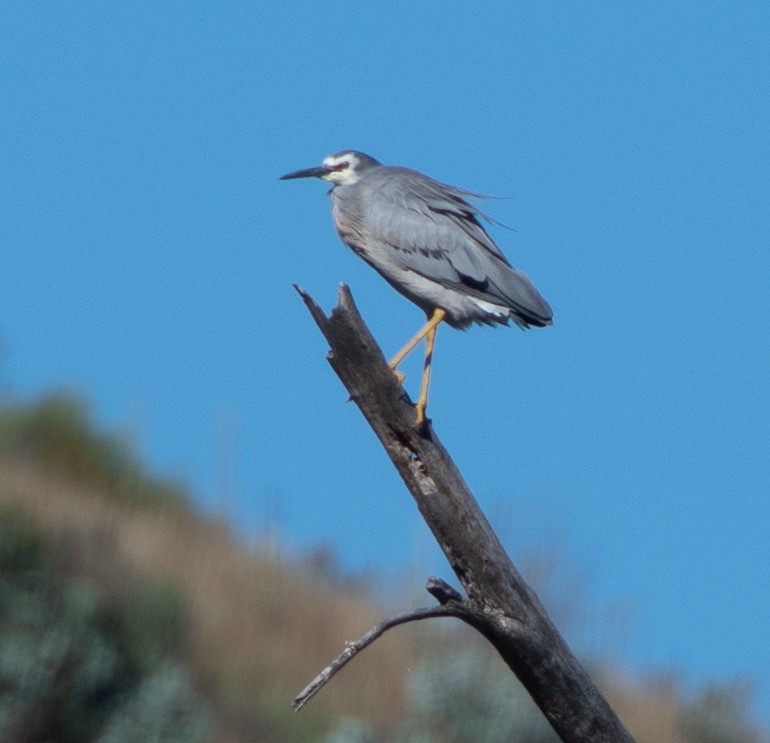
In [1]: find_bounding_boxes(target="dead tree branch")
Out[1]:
[293,603,465,712]
[295,283,636,743]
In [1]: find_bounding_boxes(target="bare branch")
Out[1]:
[292,604,464,712]
[426,576,464,605]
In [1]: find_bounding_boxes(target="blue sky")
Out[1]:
[2,1,769,725]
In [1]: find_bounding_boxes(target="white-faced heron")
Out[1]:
[281,151,553,426]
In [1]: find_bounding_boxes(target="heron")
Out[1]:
[281,151,553,426]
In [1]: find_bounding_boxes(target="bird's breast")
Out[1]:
[331,192,370,256]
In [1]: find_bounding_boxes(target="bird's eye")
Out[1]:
[331,161,349,172]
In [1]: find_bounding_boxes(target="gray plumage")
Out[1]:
[281,150,553,425]
[281,151,552,330]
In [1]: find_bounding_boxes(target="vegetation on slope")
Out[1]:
[0,391,765,742]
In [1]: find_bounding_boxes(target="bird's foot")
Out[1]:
[414,404,428,428]
[390,366,406,386]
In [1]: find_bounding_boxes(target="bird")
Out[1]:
[281,151,553,426]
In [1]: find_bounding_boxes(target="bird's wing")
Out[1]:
[360,168,526,295]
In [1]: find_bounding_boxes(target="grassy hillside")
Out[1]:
[0,392,765,742]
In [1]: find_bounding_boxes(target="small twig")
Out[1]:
[426,576,464,605]
[293,604,462,712]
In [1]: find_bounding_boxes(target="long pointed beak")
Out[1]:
[280,165,332,180]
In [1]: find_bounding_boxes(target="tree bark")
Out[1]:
[296,284,636,743]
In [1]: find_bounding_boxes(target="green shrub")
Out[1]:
[95,666,208,743]
[0,392,189,510]
[323,645,559,743]
[679,682,764,743]
[0,507,208,742]
[113,584,190,675]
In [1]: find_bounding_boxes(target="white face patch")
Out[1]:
[321,152,362,185]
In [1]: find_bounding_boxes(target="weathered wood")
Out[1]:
[293,603,465,712]
[296,283,636,743]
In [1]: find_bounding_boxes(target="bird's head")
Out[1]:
[280,151,381,186]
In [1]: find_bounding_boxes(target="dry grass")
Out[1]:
[0,461,416,741]
[2,460,765,743]
[602,674,689,743]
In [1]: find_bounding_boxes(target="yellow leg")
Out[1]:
[388,308,447,384]
[414,315,442,426]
